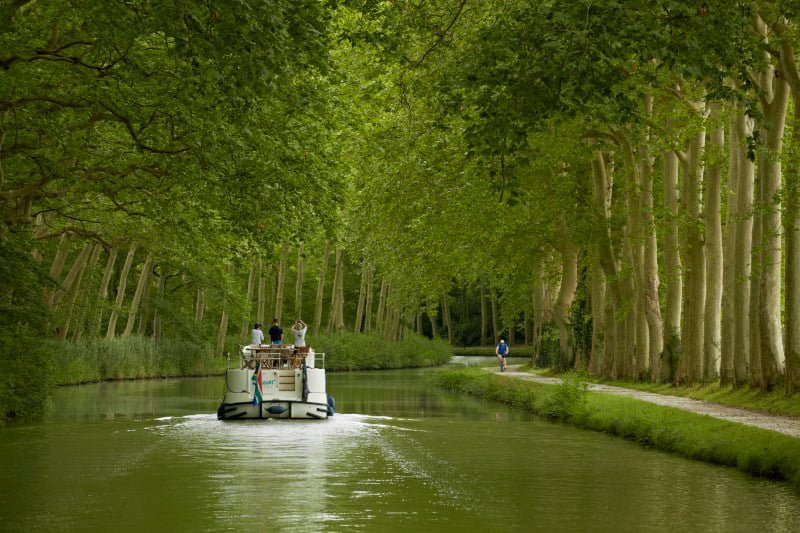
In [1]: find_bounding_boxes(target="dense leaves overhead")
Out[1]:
[0,0,336,250]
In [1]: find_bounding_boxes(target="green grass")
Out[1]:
[522,367,800,418]
[434,367,800,490]
[49,335,227,384]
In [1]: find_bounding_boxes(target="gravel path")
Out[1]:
[492,367,800,439]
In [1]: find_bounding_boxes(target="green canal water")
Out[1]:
[1,365,799,532]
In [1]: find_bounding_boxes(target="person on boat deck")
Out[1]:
[291,319,308,347]
[268,319,283,344]
[251,323,264,345]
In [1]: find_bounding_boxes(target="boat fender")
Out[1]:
[266,405,287,415]
[327,395,335,416]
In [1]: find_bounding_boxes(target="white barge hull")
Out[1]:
[217,362,333,420]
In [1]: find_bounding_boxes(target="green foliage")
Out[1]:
[539,371,589,419]
[434,368,800,490]
[314,332,452,371]
[0,233,54,423]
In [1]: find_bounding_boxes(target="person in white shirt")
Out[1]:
[291,319,308,347]
[251,323,264,345]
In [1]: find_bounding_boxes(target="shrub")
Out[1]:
[539,371,589,419]
[0,234,54,424]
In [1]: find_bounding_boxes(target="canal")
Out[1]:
[1,365,799,531]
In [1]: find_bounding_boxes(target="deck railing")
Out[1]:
[237,344,325,370]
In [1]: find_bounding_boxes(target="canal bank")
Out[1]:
[434,367,800,490]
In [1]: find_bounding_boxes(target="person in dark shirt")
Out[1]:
[268,319,283,344]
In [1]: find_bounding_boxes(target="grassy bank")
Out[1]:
[50,335,226,384]
[526,367,800,418]
[434,367,800,490]
[590,378,800,418]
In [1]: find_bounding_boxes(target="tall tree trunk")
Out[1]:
[313,241,330,336]
[266,266,276,322]
[783,79,800,393]
[123,255,153,337]
[662,151,682,382]
[354,267,367,333]
[602,298,616,377]
[703,104,725,380]
[428,301,439,338]
[294,242,305,320]
[441,294,453,344]
[732,113,755,386]
[334,249,345,334]
[750,160,764,389]
[59,244,93,340]
[590,148,631,378]
[755,44,789,389]
[480,284,488,346]
[136,270,153,336]
[491,293,499,345]
[44,233,70,307]
[274,246,289,323]
[553,241,579,367]
[107,244,137,338]
[776,21,800,392]
[532,279,546,365]
[93,246,118,336]
[375,279,387,336]
[52,242,92,307]
[326,249,340,334]
[216,306,229,356]
[616,127,650,377]
[195,289,205,324]
[73,244,103,341]
[380,285,392,338]
[589,262,605,375]
[524,312,531,347]
[640,137,663,380]
[676,121,707,384]
[364,267,374,333]
[241,262,257,341]
[720,113,740,385]
[152,268,167,342]
[257,259,265,325]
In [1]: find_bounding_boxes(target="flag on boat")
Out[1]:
[252,367,263,405]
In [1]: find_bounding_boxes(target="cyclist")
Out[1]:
[496,338,509,372]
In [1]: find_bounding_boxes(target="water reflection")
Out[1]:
[0,370,798,532]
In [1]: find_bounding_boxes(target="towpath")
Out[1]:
[492,366,800,439]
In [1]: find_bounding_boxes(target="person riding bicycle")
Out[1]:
[496,338,509,372]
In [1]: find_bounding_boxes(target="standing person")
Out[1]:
[268,319,283,344]
[496,338,509,372]
[251,323,264,345]
[291,319,308,347]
